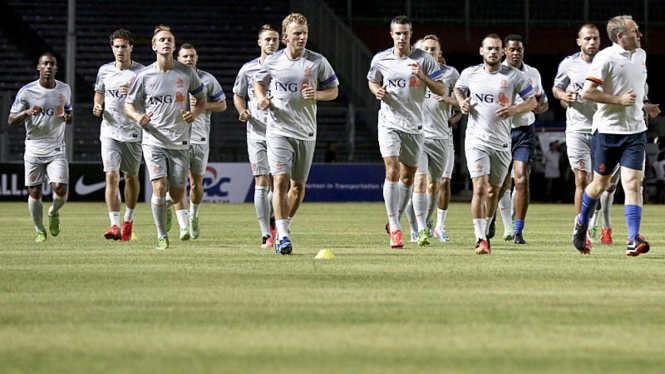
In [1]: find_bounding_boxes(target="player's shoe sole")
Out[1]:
[104,225,122,240]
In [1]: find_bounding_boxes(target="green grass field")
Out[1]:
[1,201,664,374]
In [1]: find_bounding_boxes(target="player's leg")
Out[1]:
[101,137,122,239]
[120,141,142,241]
[267,135,297,254]
[466,145,492,254]
[497,172,513,240]
[249,139,273,247]
[46,156,68,237]
[168,149,192,241]
[600,165,620,245]
[512,160,531,244]
[144,146,170,248]
[621,132,648,256]
[410,142,429,243]
[379,126,404,247]
[566,132,593,215]
[402,133,426,246]
[25,158,47,242]
[286,139,315,225]
[434,138,454,242]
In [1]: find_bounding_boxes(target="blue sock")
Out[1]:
[579,192,598,226]
[625,205,642,241]
[514,219,525,234]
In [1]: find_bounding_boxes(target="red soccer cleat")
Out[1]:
[104,224,122,241]
[601,227,612,245]
[475,238,491,255]
[121,221,133,241]
[390,230,404,248]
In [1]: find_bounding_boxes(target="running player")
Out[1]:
[173,43,226,240]
[93,29,145,241]
[234,24,280,248]
[368,15,445,248]
[454,34,536,254]
[125,25,206,250]
[573,15,659,256]
[495,34,549,244]
[254,13,339,255]
[9,53,72,242]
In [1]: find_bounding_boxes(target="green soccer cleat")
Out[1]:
[189,217,200,239]
[166,206,173,232]
[156,236,170,250]
[417,229,430,247]
[179,227,191,241]
[48,212,60,237]
[503,227,514,241]
[35,231,47,243]
[590,225,599,243]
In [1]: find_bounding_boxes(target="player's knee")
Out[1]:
[29,186,42,199]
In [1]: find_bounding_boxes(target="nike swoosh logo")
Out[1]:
[75,175,124,195]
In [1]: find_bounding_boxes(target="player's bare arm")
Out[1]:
[233,94,251,122]
[453,87,470,114]
[409,61,445,96]
[553,86,578,103]
[8,105,41,127]
[124,103,151,127]
[496,96,536,120]
[533,94,549,114]
[254,82,272,110]
[93,92,104,117]
[368,81,387,100]
[582,80,636,106]
[182,96,206,123]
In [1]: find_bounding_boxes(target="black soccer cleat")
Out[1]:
[573,215,591,254]
[513,233,526,245]
[626,236,650,257]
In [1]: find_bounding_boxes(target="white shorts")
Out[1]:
[442,137,455,179]
[189,143,210,176]
[142,145,190,189]
[24,153,69,187]
[101,137,142,176]
[247,138,270,176]
[465,143,511,187]
[566,131,592,173]
[267,134,315,183]
[416,138,449,181]
[378,125,423,168]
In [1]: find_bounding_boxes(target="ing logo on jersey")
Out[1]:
[176,78,184,88]
[499,79,507,89]
[175,92,185,103]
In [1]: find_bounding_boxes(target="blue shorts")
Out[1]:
[591,131,646,175]
[511,125,536,164]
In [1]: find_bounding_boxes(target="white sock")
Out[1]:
[601,191,614,228]
[484,216,493,236]
[151,194,167,238]
[287,216,294,229]
[473,218,487,240]
[189,203,200,218]
[427,192,438,226]
[165,191,173,205]
[412,191,428,232]
[267,190,274,218]
[109,212,120,227]
[49,191,67,215]
[124,208,134,223]
[28,196,45,232]
[405,199,418,235]
[383,181,400,231]
[498,189,512,229]
[254,186,271,236]
[436,208,447,230]
[176,209,188,230]
[397,180,412,221]
[276,219,289,239]
[590,209,601,228]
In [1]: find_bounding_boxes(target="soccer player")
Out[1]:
[234,24,280,248]
[254,13,339,255]
[93,29,145,241]
[8,53,72,242]
[403,34,459,243]
[495,34,549,245]
[573,15,659,256]
[454,34,536,254]
[173,43,227,240]
[368,15,445,248]
[125,25,206,250]
[552,24,602,241]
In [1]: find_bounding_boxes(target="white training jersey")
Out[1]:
[586,43,648,134]
[254,49,339,140]
[126,61,204,150]
[423,63,459,139]
[553,52,597,134]
[503,61,547,128]
[367,47,443,134]
[190,69,225,145]
[95,61,145,142]
[233,57,269,141]
[455,64,535,150]
[11,80,72,157]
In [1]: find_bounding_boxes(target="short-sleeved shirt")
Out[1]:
[455,64,535,150]
[10,80,72,157]
[233,57,269,141]
[126,61,205,150]
[422,63,459,139]
[254,49,339,140]
[553,52,597,134]
[503,61,547,128]
[95,61,145,142]
[367,47,443,134]
[190,69,225,145]
[586,43,648,134]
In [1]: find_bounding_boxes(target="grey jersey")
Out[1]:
[455,64,535,150]
[423,63,459,139]
[233,57,269,141]
[10,80,72,157]
[553,52,597,134]
[367,47,443,134]
[503,61,548,128]
[126,61,204,150]
[190,69,225,145]
[254,49,339,140]
[95,61,145,142]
